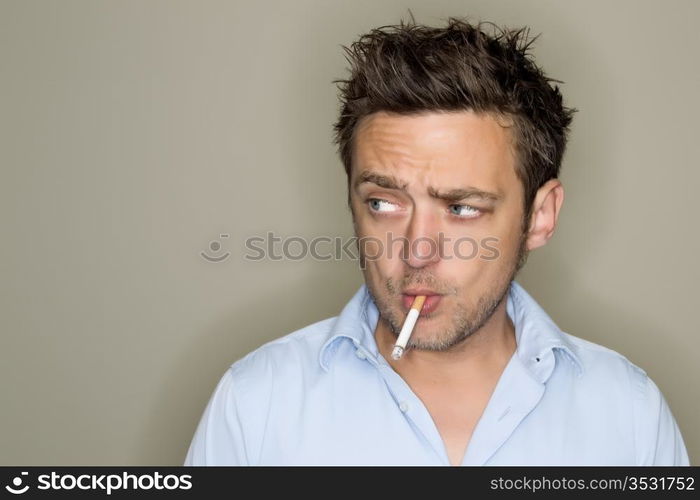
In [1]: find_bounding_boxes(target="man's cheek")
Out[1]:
[479,236,501,261]
[357,236,380,270]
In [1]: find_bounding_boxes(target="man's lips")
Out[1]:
[401,293,443,315]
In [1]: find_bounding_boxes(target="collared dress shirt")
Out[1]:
[184,280,690,465]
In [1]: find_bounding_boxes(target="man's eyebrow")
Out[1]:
[354,171,409,191]
[354,170,502,203]
[427,186,502,203]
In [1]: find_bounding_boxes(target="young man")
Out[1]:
[185,17,689,466]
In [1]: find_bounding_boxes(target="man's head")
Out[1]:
[331,16,575,351]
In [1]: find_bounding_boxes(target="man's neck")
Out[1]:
[374,297,517,385]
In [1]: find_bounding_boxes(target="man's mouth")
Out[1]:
[401,290,443,315]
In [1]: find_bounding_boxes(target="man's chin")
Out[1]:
[391,317,446,342]
[405,337,462,353]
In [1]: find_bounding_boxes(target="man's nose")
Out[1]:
[401,207,441,268]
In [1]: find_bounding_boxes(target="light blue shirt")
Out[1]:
[184,280,690,465]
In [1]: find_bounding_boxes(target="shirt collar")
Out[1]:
[318,284,379,370]
[319,280,584,381]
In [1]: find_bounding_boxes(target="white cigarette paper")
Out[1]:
[391,295,427,360]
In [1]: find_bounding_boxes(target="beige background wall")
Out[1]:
[1,0,697,465]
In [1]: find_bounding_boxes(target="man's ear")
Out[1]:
[526,179,564,251]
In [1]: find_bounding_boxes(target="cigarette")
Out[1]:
[391,295,426,360]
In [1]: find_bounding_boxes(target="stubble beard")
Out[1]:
[364,224,529,353]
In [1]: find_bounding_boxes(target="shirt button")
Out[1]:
[355,349,367,360]
[399,401,409,413]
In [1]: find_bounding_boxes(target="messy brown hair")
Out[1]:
[331,14,577,224]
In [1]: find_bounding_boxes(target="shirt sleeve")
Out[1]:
[183,367,250,466]
[633,371,690,465]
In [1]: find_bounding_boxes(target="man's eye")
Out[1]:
[367,198,399,213]
[449,204,481,218]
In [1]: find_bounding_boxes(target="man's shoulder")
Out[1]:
[226,315,339,383]
[558,330,650,393]
[558,330,688,465]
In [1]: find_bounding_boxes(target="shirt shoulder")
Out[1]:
[230,315,338,379]
[561,330,646,375]
[184,316,339,465]
[222,315,340,421]
[558,331,689,465]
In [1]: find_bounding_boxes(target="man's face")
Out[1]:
[350,110,528,351]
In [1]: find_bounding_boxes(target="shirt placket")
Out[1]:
[353,339,451,465]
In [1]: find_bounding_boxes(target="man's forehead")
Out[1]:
[352,142,515,202]
[352,111,516,180]
[349,112,521,209]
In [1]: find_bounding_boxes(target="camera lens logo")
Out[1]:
[5,472,29,494]
[201,234,230,262]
